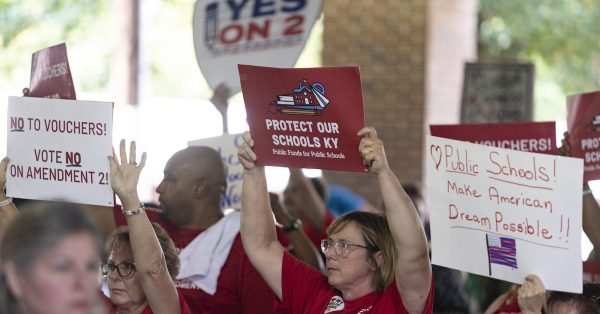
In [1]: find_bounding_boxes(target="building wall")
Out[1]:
[426,0,478,125]
[321,0,477,207]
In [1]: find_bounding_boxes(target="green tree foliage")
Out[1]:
[0,0,111,92]
[479,0,600,96]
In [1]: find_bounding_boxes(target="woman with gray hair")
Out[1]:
[103,140,190,313]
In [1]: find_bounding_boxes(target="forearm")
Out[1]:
[289,170,326,232]
[377,169,429,262]
[377,168,431,313]
[583,191,600,253]
[0,193,18,236]
[120,194,166,275]
[242,167,279,251]
[241,167,284,298]
[121,194,180,312]
[221,111,228,134]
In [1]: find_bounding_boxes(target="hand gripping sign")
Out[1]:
[193,0,323,94]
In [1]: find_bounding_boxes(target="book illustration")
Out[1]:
[268,79,330,116]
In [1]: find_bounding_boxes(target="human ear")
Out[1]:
[3,263,23,299]
[193,178,209,198]
[368,251,384,271]
[374,251,384,268]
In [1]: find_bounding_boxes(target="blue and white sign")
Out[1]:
[193,0,323,93]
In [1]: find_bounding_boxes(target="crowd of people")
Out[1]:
[1,90,600,314]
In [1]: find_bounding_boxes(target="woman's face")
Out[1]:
[9,232,102,314]
[107,243,147,311]
[325,222,376,292]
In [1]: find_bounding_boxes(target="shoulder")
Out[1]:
[378,279,434,313]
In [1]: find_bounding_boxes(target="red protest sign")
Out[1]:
[239,65,367,172]
[567,91,600,181]
[29,43,76,99]
[430,122,557,155]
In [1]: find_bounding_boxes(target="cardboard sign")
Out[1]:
[461,63,534,123]
[6,97,113,206]
[430,122,557,155]
[29,43,77,99]
[427,135,583,293]
[567,91,600,181]
[193,0,323,93]
[239,64,366,172]
[188,133,244,210]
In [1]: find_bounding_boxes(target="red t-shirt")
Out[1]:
[103,289,192,314]
[114,207,278,314]
[278,251,434,313]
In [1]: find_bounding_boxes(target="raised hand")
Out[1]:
[357,126,389,175]
[558,131,572,157]
[108,140,146,207]
[237,131,258,171]
[0,157,9,193]
[211,83,231,115]
[517,274,546,314]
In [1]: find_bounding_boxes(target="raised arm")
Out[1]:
[270,192,324,271]
[210,83,231,134]
[238,132,285,299]
[285,168,327,234]
[108,140,180,314]
[560,132,600,254]
[357,127,431,313]
[0,157,19,238]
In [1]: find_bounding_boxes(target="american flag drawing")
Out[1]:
[486,234,518,275]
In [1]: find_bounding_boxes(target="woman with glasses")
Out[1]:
[103,140,191,314]
[237,127,433,313]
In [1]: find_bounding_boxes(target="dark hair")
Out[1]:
[547,284,600,313]
[327,211,396,292]
[107,223,180,280]
[0,202,103,313]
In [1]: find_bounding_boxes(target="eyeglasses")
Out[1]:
[101,261,136,279]
[321,239,369,257]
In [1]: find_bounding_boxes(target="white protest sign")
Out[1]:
[192,0,323,93]
[188,133,244,210]
[426,135,583,293]
[6,96,114,206]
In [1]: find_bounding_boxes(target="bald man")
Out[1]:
[114,147,277,313]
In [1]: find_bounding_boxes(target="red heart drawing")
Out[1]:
[430,145,442,170]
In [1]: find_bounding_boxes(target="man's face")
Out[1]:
[155,157,195,227]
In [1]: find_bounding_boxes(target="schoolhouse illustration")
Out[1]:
[269,79,330,116]
[591,114,600,132]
